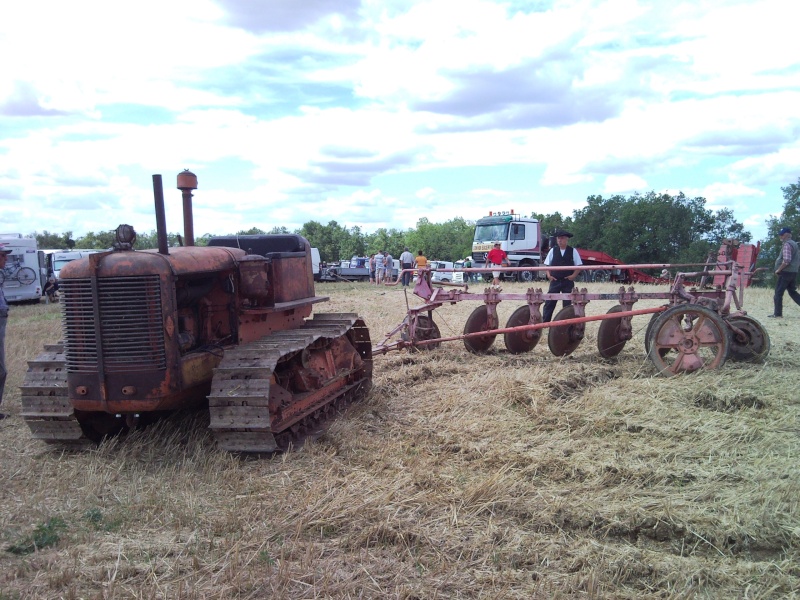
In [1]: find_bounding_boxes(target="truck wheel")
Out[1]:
[519,269,535,283]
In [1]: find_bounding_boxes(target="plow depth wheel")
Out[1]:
[647,305,730,376]
[548,305,584,357]
[597,305,628,358]
[726,316,770,363]
[504,305,541,354]
[463,305,498,354]
[402,315,441,351]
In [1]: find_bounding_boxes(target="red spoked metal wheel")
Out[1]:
[547,305,584,357]
[463,305,498,354]
[726,316,770,363]
[503,305,541,354]
[597,304,628,358]
[647,304,730,376]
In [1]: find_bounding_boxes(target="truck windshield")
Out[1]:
[474,223,509,242]
[53,260,74,271]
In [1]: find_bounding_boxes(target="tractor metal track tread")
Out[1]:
[208,313,372,453]
[20,343,89,444]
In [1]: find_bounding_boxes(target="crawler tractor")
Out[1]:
[21,172,372,452]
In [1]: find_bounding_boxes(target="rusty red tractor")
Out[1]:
[375,241,769,375]
[21,172,373,452]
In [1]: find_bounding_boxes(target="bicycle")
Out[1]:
[0,266,37,286]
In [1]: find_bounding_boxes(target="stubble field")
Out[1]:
[0,280,798,599]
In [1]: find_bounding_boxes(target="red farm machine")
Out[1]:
[20,172,373,452]
[375,241,769,376]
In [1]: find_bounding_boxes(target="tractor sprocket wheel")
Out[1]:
[597,305,628,358]
[647,304,730,376]
[726,316,770,363]
[504,305,541,354]
[402,315,441,351]
[463,305,498,354]
[547,304,584,357]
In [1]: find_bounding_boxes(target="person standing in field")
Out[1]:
[374,251,385,284]
[542,230,583,322]
[486,242,509,288]
[399,247,414,287]
[369,254,376,284]
[0,243,12,419]
[383,250,394,283]
[415,250,428,269]
[769,226,800,318]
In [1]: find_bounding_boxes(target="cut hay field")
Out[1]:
[0,281,798,599]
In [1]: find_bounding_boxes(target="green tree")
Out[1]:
[74,230,117,249]
[34,231,75,249]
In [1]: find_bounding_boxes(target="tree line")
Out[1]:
[32,183,799,286]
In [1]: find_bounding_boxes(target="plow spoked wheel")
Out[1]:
[504,306,541,354]
[403,315,441,351]
[597,305,627,358]
[644,308,671,358]
[726,316,770,363]
[548,305,584,357]
[647,305,730,376]
[463,305,498,354]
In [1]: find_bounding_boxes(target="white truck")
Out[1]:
[43,249,103,281]
[0,234,43,303]
[471,211,545,282]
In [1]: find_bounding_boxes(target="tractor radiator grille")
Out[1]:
[61,276,167,373]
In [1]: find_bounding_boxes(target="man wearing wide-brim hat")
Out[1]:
[542,229,583,322]
[0,243,12,419]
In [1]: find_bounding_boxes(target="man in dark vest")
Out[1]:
[542,229,582,322]
[769,226,800,318]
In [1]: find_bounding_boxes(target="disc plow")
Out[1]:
[373,241,768,376]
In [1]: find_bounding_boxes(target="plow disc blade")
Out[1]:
[726,316,770,363]
[504,305,541,354]
[597,305,627,358]
[463,305,497,354]
[548,305,584,357]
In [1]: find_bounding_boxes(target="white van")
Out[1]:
[0,234,43,303]
[310,247,321,282]
[47,250,102,281]
[429,261,456,283]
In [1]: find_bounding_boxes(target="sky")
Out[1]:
[1,0,797,245]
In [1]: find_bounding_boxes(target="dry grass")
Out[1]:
[0,281,798,599]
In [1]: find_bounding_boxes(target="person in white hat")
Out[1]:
[0,243,12,419]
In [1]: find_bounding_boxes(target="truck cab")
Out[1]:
[471,212,544,282]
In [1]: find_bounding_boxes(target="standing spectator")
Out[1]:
[399,247,415,287]
[486,242,509,288]
[0,243,12,419]
[463,256,473,282]
[369,254,376,284]
[383,250,394,283]
[542,230,582,322]
[415,250,428,269]
[374,251,385,284]
[769,226,800,318]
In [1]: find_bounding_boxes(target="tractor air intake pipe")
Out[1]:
[177,169,197,247]
[152,174,169,255]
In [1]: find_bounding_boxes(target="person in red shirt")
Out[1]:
[486,242,509,287]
